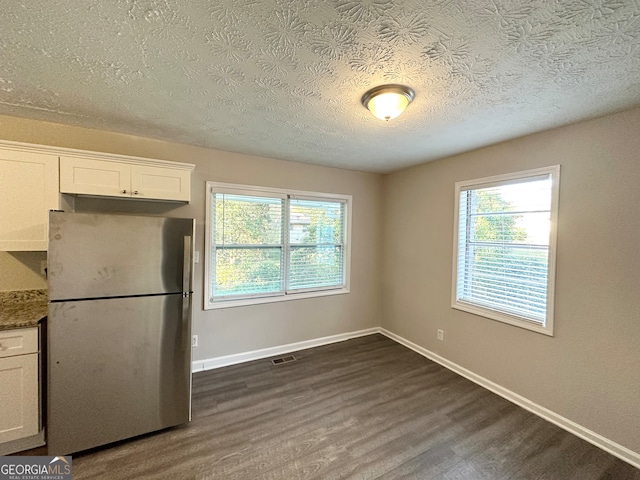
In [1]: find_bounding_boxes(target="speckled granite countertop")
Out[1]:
[0,289,47,331]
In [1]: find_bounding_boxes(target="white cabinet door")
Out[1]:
[130,165,191,202]
[60,157,191,202]
[0,353,39,444]
[59,156,131,197]
[0,149,59,251]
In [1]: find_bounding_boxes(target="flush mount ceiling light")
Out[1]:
[361,84,415,121]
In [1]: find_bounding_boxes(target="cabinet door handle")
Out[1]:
[121,190,128,194]
[133,191,139,195]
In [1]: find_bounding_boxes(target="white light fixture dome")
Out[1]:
[361,84,415,121]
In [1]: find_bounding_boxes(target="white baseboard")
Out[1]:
[378,328,640,470]
[191,327,379,372]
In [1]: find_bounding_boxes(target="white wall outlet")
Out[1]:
[192,335,198,347]
[194,251,200,264]
[437,329,444,342]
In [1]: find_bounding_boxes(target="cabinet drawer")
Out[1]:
[0,328,38,358]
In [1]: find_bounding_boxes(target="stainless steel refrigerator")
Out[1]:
[47,211,195,455]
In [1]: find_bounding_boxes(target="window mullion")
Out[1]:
[283,195,290,293]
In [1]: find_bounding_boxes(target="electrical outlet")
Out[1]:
[194,251,200,264]
[437,329,444,342]
[192,335,198,347]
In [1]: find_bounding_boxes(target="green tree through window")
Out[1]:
[214,194,283,296]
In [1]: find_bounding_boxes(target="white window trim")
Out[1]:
[451,165,560,336]
[204,181,352,310]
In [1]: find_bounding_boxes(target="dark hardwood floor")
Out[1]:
[64,334,640,479]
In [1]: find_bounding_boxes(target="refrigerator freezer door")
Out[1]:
[48,212,195,301]
[47,294,192,455]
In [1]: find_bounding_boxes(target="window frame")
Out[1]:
[451,166,560,336]
[204,181,352,310]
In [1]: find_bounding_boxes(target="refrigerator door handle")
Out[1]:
[182,236,193,351]
[182,236,193,294]
[181,293,192,352]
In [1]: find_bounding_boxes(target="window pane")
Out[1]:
[289,199,344,245]
[288,246,343,290]
[214,247,282,297]
[456,174,553,325]
[469,180,552,214]
[214,193,283,245]
[467,179,552,246]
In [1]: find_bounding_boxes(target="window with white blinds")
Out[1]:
[452,166,560,336]
[288,198,345,292]
[205,182,351,309]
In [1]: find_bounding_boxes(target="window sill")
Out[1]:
[205,287,350,310]
[452,301,554,336]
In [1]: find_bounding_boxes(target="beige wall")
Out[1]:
[382,107,640,454]
[0,114,383,360]
[0,251,47,291]
[3,107,639,456]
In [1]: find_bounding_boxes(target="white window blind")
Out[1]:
[212,193,285,299]
[452,166,560,335]
[205,182,351,309]
[288,198,345,291]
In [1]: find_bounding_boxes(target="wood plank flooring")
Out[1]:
[61,334,640,479]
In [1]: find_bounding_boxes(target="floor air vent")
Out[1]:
[271,355,297,365]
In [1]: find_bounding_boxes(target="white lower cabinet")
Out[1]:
[0,328,40,447]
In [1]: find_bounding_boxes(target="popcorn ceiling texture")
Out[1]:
[1,0,639,172]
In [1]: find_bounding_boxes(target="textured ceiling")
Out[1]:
[1,1,640,173]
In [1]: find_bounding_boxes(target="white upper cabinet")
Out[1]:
[0,139,194,251]
[0,148,60,251]
[59,156,191,202]
[130,164,190,202]
[59,156,131,197]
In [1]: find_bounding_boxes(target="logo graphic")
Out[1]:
[0,455,72,479]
